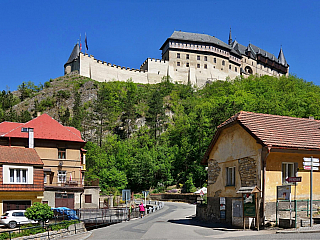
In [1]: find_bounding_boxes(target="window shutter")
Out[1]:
[294,162,298,177]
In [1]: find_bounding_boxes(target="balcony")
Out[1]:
[44,177,99,191]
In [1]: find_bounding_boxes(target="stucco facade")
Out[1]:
[201,112,320,227]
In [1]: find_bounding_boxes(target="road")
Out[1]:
[79,202,283,240]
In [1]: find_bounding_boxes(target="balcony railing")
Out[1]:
[45,177,99,188]
[0,184,44,191]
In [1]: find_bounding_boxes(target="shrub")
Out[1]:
[25,202,54,223]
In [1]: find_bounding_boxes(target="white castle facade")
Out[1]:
[64,30,289,87]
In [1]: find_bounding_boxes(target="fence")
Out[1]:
[276,199,320,227]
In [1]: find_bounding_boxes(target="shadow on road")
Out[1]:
[167,215,239,231]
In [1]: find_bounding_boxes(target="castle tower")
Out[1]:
[278,47,288,66]
[64,43,80,75]
[228,28,232,45]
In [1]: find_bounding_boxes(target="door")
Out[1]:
[55,193,74,209]
[3,201,31,213]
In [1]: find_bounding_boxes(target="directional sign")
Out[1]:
[304,166,319,171]
[286,177,302,182]
[303,157,319,163]
[303,162,320,167]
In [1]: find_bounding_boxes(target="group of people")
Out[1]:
[128,202,145,220]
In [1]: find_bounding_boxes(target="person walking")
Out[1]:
[139,202,145,218]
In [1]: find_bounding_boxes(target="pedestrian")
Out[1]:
[139,202,145,218]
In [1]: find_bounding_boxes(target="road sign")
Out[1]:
[303,166,319,171]
[303,162,320,166]
[303,157,319,162]
[200,190,204,197]
[122,189,131,202]
[286,177,302,182]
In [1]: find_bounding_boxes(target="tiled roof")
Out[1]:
[219,111,320,150]
[0,122,23,135]
[0,146,43,165]
[0,114,84,143]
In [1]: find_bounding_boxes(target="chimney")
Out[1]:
[309,116,315,120]
[37,112,41,117]
[28,128,34,148]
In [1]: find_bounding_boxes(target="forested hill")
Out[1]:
[1,74,320,194]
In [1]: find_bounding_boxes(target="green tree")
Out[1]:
[25,202,54,224]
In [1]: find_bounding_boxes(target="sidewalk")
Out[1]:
[61,231,93,240]
[277,223,320,234]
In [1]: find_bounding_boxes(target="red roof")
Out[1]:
[219,111,320,149]
[0,114,84,143]
[0,146,43,165]
[203,111,320,164]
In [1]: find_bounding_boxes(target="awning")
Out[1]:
[236,186,261,194]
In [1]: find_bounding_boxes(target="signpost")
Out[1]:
[122,189,131,219]
[142,191,149,205]
[285,177,302,183]
[303,156,319,227]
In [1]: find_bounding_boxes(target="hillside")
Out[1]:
[2,74,320,194]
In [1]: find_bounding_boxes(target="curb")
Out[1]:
[277,229,320,234]
[61,231,93,240]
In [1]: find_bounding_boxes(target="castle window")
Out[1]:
[197,64,200,68]
[186,62,189,67]
[177,53,180,58]
[235,67,237,72]
[177,62,180,66]
[229,65,231,70]
[204,64,207,69]
[222,60,225,66]
[186,54,189,59]
[197,55,200,60]
[214,58,216,63]
[204,56,207,61]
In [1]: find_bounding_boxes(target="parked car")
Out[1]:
[0,210,36,228]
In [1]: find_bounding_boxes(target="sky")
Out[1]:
[0,0,319,91]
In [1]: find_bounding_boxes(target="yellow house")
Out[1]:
[201,111,320,226]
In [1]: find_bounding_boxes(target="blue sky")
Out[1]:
[0,0,319,91]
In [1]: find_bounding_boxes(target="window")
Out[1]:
[85,194,92,203]
[282,162,297,184]
[186,54,189,59]
[58,171,66,183]
[58,148,66,159]
[204,64,207,69]
[214,58,216,63]
[197,64,200,68]
[222,60,225,66]
[9,169,27,183]
[204,56,207,61]
[177,62,180,66]
[44,173,47,184]
[226,167,235,186]
[229,65,231,70]
[197,55,200,60]
[186,62,189,67]
[177,53,180,58]
[235,67,237,72]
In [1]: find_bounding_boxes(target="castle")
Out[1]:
[64,30,289,87]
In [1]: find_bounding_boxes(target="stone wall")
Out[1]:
[238,157,257,187]
[208,159,221,184]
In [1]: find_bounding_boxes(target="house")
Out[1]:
[200,111,320,227]
[65,30,288,87]
[0,146,44,214]
[0,113,97,211]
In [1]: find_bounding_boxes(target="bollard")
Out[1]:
[75,222,77,234]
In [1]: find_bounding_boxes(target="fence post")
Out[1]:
[9,231,11,240]
[75,222,77,234]
[276,200,278,226]
[48,227,50,239]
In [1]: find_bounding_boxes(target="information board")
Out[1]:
[243,193,256,217]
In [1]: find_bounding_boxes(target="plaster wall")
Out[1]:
[0,192,42,214]
[82,187,100,208]
[265,152,320,202]
[208,124,262,198]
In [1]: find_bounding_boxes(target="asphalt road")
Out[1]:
[80,202,282,240]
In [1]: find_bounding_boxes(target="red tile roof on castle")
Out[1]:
[219,111,320,149]
[0,114,84,143]
[0,146,43,165]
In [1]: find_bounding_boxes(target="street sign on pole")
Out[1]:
[286,177,302,183]
[303,166,319,171]
[303,157,319,162]
[303,162,320,167]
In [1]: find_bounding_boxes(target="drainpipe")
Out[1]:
[80,192,83,209]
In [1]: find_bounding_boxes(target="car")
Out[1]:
[0,210,36,228]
